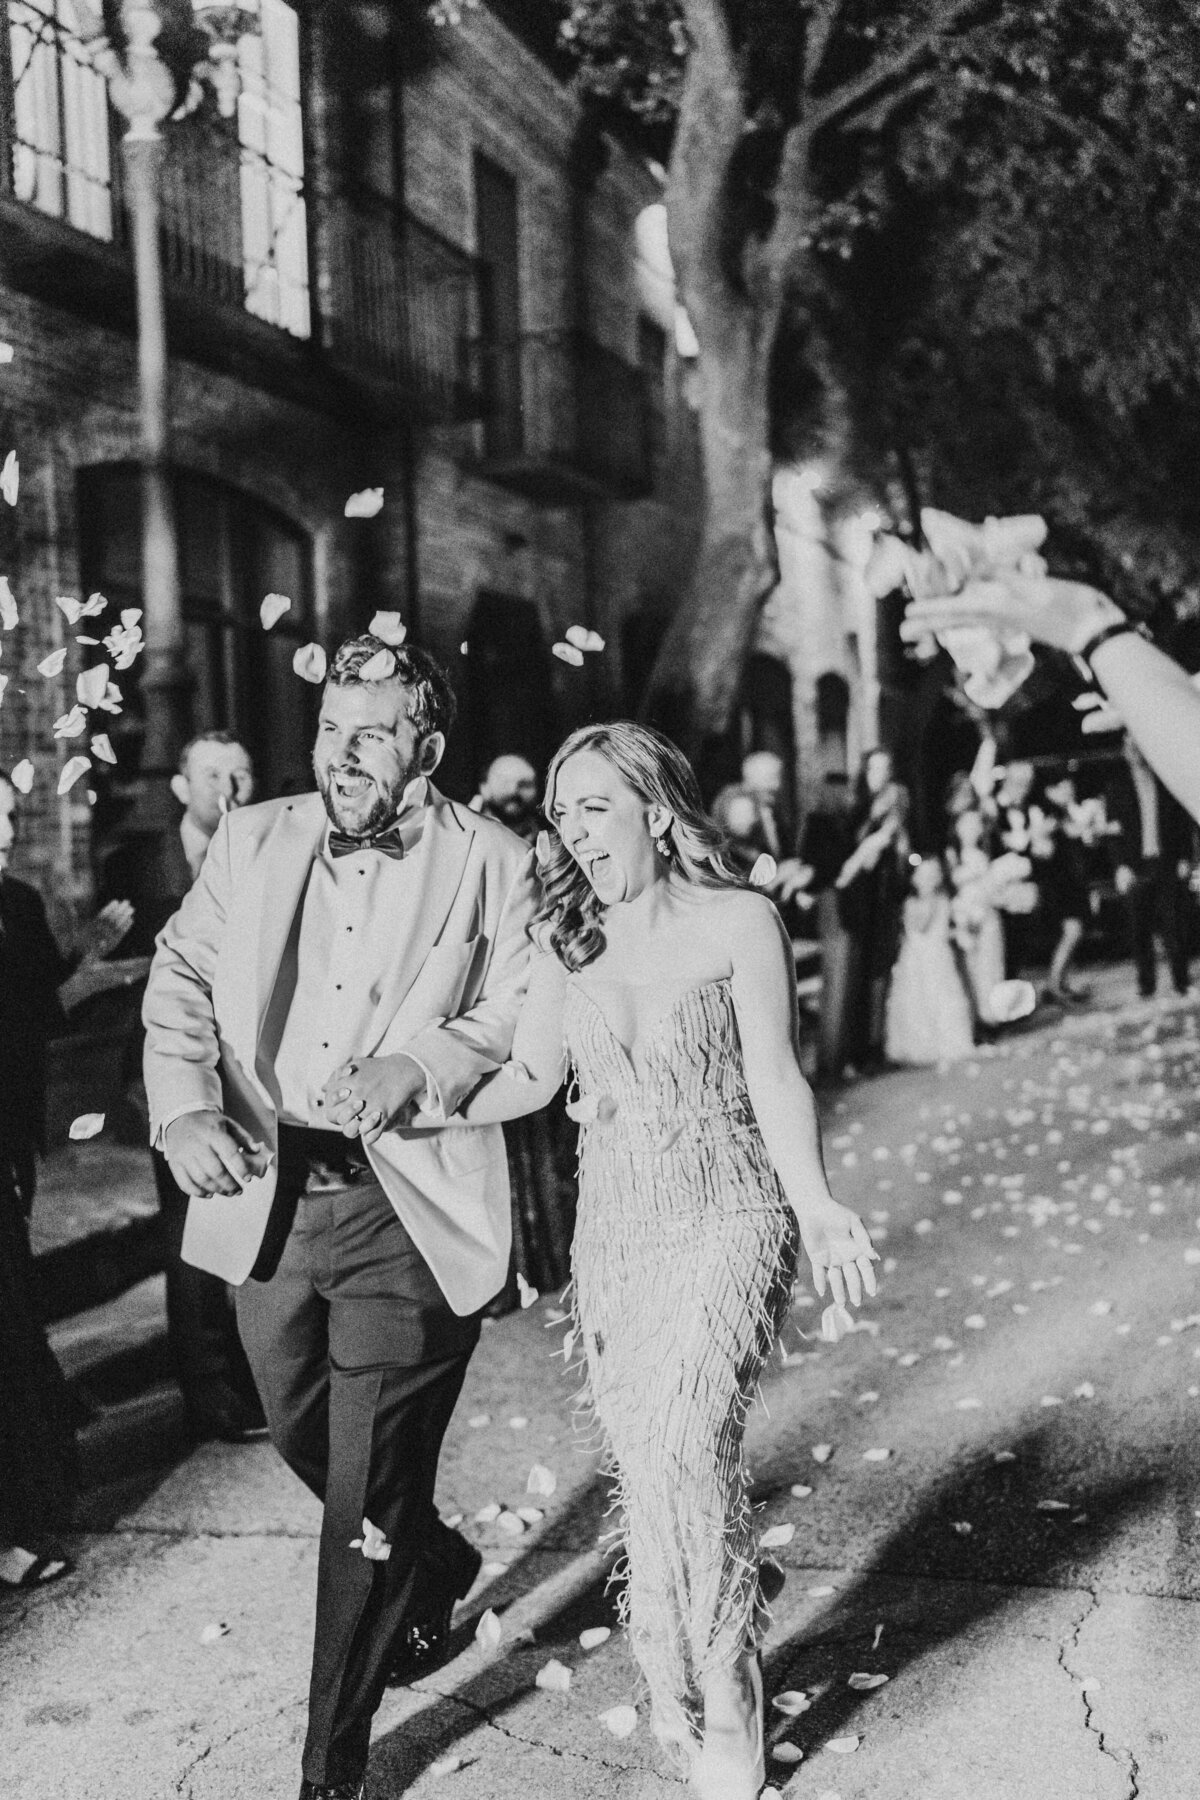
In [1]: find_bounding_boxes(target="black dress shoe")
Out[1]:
[298,1780,363,1800]
[185,1380,270,1445]
[385,1539,483,1686]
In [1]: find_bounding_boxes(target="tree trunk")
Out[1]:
[641,295,778,750]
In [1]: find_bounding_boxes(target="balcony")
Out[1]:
[463,329,653,504]
[0,112,480,424]
[324,185,482,424]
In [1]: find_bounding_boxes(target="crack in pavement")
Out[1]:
[430,1690,679,1788]
[1057,1589,1141,1800]
[171,1698,302,1798]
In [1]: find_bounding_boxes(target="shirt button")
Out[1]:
[321,1041,329,1049]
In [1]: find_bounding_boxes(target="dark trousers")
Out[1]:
[236,1144,481,1787]
[1127,857,1190,996]
[153,1148,258,1404]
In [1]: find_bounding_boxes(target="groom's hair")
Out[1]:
[327,634,457,739]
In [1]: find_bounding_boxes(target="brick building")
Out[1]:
[0,0,703,922]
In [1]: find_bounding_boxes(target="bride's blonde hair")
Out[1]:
[535,720,745,971]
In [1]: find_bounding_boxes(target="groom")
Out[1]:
[143,635,537,1798]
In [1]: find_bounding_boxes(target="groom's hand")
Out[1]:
[323,1054,428,1145]
[164,1110,270,1197]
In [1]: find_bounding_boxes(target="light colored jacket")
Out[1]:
[143,787,537,1314]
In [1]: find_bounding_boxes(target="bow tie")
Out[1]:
[328,825,407,861]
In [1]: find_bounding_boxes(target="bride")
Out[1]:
[419,722,876,1797]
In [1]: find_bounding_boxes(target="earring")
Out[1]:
[652,825,671,855]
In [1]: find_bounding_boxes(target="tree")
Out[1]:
[560,0,1200,746]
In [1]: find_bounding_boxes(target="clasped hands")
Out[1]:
[322,1053,429,1145]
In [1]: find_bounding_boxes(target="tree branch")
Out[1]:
[803,0,843,95]
[807,0,996,137]
[668,0,747,298]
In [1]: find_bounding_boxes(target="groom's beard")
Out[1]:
[314,753,421,839]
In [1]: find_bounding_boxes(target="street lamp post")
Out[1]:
[66,0,256,825]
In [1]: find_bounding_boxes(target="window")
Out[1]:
[78,465,317,802]
[235,0,310,336]
[7,0,112,239]
[4,0,309,337]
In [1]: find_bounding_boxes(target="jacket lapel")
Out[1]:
[361,787,475,1054]
[252,795,327,1050]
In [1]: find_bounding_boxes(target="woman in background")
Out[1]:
[835,748,911,1072]
[884,854,976,1065]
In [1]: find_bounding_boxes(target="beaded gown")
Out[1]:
[564,975,798,1749]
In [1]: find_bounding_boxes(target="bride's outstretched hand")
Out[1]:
[798,1198,879,1310]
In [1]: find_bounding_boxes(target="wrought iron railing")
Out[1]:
[464,329,652,498]
[324,184,481,421]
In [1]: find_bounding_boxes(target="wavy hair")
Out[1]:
[535,721,746,972]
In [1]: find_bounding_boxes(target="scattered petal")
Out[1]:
[468,1414,491,1429]
[475,1608,502,1650]
[496,1510,526,1537]
[0,575,16,629]
[517,1272,539,1309]
[356,1517,391,1561]
[344,486,384,518]
[508,1415,529,1430]
[535,829,554,866]
[771,1691,813,1717]
[76,661,111,709]
[862,1447,892,1463]
[68,1112,105,1140]
[358,647,396,682]
[80,591,107,617]
[826,1736,860,1755]
[808,1584,837,1596]
[772,1742,804,1764]
[90,733,117,765]
[53,706,87,739]
[565,624,605,653]
[599,1703,639,1739]
[259,592,291,630]
[56,595,83,624]
[847,1672,889,1691]
[579,1627,611,1650]
[429,1755,467,1777]
[0,342,12,363]
[38,648,67,678]
[952,1520,973,1536]
[1,450,18,505]
[750,852,778,889]
[527,1464,557,1497]
[369,610,408,645]
[789,1483,814,1499]
[760,1522,795,1548]
[293,642,327,683]
[811,1444,834,1464]
[552,641,585,667]
[1074,1382,1096,1400]
[57,754,91,793]
[535,1658,572,1692]
[10,758,34,793]
[199,1621,229,1643]
[515,1506,544,1525]
[1037,1499,1070,1512]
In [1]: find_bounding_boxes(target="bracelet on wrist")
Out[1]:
[1072,617,1148,684]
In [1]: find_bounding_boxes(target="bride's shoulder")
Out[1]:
[693,884,781,940]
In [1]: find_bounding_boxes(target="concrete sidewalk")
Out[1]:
[6,965,1200,1799]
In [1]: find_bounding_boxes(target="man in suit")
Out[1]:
[1107,735,1195,997]
[103,730,263,1442]
[143,636,536,1800]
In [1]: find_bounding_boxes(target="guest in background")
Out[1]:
[740,749,791,860]
[712,782,814,924]
[947,808,1037,1025]
[1040,773,1094,1005]
[0,769,146,1589]
[885,855,976,1066]
[470,753,540,842]
[799,772,857,1079]
[1107,736,1194,998]
[101,729,264,1444]
[835,749,911,1072]
[995,760,1053,979]
[468,753,571,1311]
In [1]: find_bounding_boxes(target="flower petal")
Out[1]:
[55,595,83,625]
[57,754,91,794]
[39,649,67,678]
[10,758,34,793]
[552,641,585,667]
[293,643,327,683]
[344,486,384,518]
[68,1112,105,1140]
[259,592,291,630]
[527,1463,557,1497]
[358,647,396,682]
[598,1703,638,1739]
[516,1272,539,1308]
[475,1607,502,1650]
[760,1522,795,1549]
[749,852,778,889]
[535,1658,571,1692]
[1,450,18,506]
[0,576,16,630]
[77,662,111,709]
[579,1626,611,1650]
[90,733,117,765]
[369,610,408,646]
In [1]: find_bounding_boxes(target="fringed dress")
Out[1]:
[566,975,798,1747]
